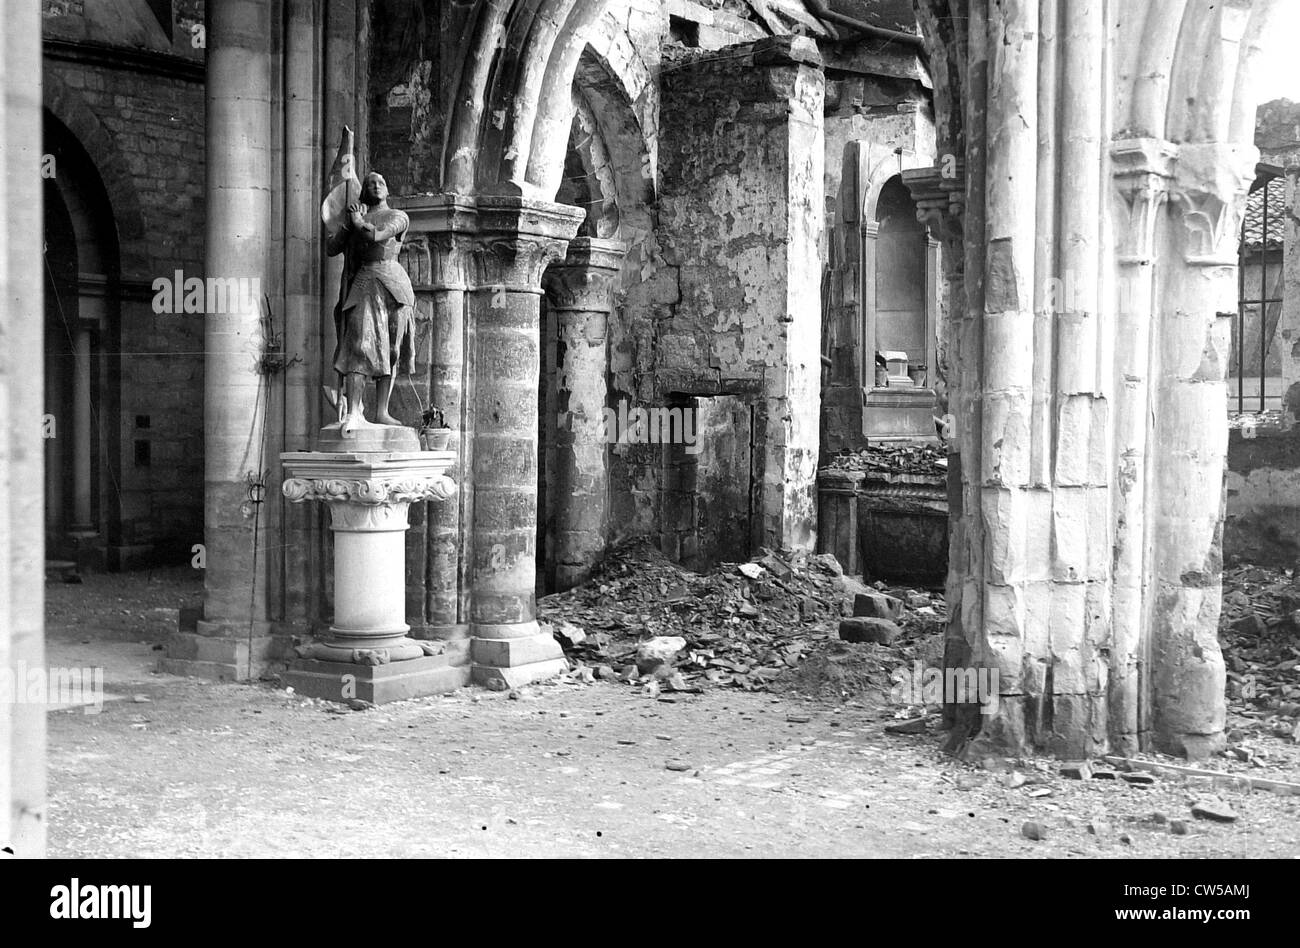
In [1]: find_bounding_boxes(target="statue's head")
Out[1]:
[361,172,388,206]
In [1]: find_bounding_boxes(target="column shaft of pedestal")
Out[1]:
[195,0,274,672]
[467,198,583,689]
[544,239,624,591]
[1,0,47,857]
[330,510,410,641]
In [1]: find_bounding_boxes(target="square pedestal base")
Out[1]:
[285,655,470,704]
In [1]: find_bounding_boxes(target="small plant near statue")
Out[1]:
[419,406,452,451]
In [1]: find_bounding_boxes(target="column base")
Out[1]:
[470,621,568,690]
[160,621,281,681]
[284,652,470,704]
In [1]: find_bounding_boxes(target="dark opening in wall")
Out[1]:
[669,16,700,48]
[136,415,150,429]
[134,440,151,467]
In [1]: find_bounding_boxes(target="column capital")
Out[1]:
[1111,138,1177,264]
[1171,141,1258,266]
[469,196,586,288]
[901,163,965,241]
[544,237,627,311]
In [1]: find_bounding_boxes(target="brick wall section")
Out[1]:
[43,0,207,564]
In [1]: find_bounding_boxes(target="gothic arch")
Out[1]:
[41,68,147,278]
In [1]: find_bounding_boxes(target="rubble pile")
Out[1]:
[821,442,948,477]
[1219,564,1300,744]
[538,540,946,694]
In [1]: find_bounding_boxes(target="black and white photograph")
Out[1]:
[0,0,1294,908]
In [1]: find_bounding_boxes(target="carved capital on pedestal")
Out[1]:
[283,474,458,532]
[282,475,456,506]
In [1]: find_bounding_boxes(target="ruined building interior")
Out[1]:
[4,0,1300,860]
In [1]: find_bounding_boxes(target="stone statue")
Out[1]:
[321,127,418,447]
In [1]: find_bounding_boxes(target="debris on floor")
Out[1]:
[1217,563,1300,755]
[822,442,948,477]
[537,540,947,696]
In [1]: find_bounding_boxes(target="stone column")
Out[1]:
[166,0,276,679]
[467,197,584,690]
[71,329,94,531]
[861,221,880,383]
[1279,163,1300,418]
[543,237,625,591]
[1150,143,1254,757]
[1111,139,1175,755]
[397,196,479,640]
[2,0,46,857]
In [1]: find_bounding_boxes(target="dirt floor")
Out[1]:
[42,567,1300,858]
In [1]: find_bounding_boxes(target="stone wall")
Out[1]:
[653,37,825,559]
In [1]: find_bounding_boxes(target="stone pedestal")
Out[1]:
[280,450,465,703]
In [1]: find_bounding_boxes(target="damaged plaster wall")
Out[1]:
[655,37,825,560]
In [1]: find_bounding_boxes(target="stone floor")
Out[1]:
[43,569,1300,858]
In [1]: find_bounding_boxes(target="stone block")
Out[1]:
[284,655,470,704]
[853,591,903,620]
[838,617,899,645]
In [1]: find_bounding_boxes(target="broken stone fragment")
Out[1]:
[636,635,688,675]
[1119,771,1157,786]
[838,617,900,645]
[1021,821,1047,841]
[853,591,903,621]
[738,562,764,579]
[1190,798,1238,823]
[811,554,843,576]
[1060,761,1092,780]
[1230,613,1266,637]
[1169,820,1189,835]
[885,716,928,735]
[905,592,930,609]
[551,620,586,648]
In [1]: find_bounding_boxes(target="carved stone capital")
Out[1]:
[1112,138,1178,264]
[282,475,457,506]
[901,163,965,242]
[283,475,458,532]
[544,237,627,312]
[470,196,586,288]
[1170,142,1258,265]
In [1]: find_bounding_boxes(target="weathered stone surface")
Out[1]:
[1190,798,1238,823]
[636,636,688,674]
[839,617,900,645]
[1021,821,1047,841]
[1060,762,1092,780]
[853,592,904,620]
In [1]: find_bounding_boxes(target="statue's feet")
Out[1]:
[375,411,402,426]
[340,409,369,437]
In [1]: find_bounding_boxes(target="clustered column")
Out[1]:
[543,237,625,591]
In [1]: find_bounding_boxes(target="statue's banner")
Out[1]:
[322,125,361,233]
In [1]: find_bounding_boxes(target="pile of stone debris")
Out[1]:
[1219,564,1300,744]
[538,540,946,693]
[821,441,947,477]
